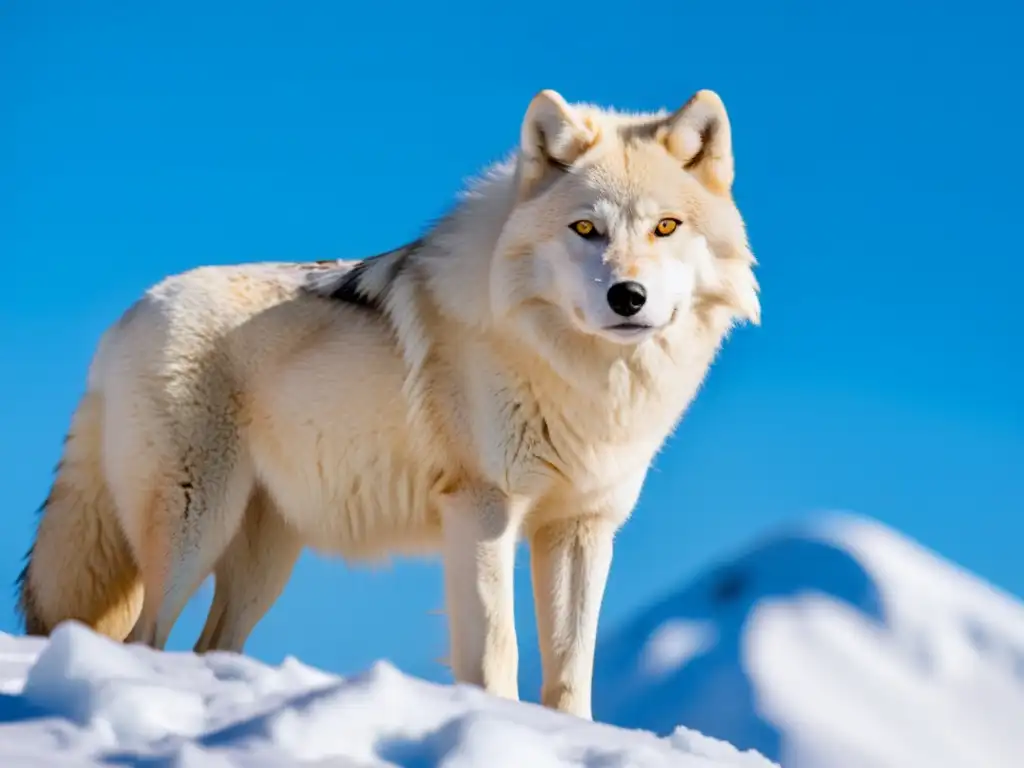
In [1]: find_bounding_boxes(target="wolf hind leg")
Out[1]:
[194,485,303,654]
[119,426,255,651]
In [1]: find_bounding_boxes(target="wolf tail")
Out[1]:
[16,389,142,639]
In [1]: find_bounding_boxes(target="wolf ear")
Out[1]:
[662,90,734,195]
[517,89,596,198]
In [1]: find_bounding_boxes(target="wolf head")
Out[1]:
[321,89,759,384]
[483,89,759,350]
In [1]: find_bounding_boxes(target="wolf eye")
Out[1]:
[654,218,681,237]
[570,219,599,238]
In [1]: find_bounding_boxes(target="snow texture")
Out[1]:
[0,623,774,767]
[3,515,1022,767]
[594,514,1024,768]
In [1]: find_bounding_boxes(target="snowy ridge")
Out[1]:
[594,514,1024,768]
[0,623,775,767]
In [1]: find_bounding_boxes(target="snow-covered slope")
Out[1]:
[594,514,1024,768]
[3,516,1021,767]
[0,623,774,767]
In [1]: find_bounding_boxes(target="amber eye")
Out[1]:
[654,218,681,237]
[570,219,598,238]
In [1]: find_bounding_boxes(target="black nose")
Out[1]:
[606,280,647,317]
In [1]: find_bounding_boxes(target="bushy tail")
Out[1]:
[16,390,143,639]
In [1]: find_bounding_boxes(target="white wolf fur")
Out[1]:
[17,89,759,719]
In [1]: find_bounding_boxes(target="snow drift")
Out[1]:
[0,622,773,767]
[594,514,1024,767]
[2,514,1022,767]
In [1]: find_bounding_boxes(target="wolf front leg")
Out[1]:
[529,515,616,719]
[439,486,528,701]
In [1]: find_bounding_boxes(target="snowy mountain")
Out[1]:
[1,515,1021,767]
[593,514,1024,768]
[0,623,773,767]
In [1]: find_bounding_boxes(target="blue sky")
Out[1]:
[1,1,1021,688]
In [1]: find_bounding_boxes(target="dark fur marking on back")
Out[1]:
[324,242,417,312]
[328,260,382,312]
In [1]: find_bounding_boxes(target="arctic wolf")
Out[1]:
[16,88,759,719]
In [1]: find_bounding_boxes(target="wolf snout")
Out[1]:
[606,281,647,317]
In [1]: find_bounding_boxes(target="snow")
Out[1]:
[0,622,775,767]
[640,620,718,678]
[3,515,1023,767]
[594,514,1024,768]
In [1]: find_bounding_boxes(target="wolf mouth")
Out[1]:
[606,323,653,331]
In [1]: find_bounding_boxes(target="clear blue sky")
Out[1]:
[2,1,1021,686]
